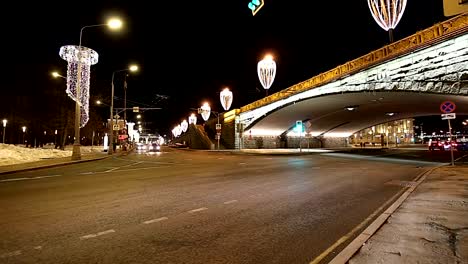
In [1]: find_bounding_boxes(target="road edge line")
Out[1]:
[327,166,441,264]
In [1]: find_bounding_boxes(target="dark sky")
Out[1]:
[6,0,453,136]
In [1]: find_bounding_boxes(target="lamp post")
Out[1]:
[63,18,122,161]
[257,54,276,96]
[2,119,7,144]
[108,64,138,155]
[22,126,26,144]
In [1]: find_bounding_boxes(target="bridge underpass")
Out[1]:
[173,14,468,150]
[225,14,468,149]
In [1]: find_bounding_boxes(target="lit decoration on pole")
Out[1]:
[220,88,233,111]
[367,0,407,42]
[189,113,197,125]
[257,54,276,96]
[181,120,188,133]
[59,45,99,127]
[248,0,264,16]
[200,102,211,121]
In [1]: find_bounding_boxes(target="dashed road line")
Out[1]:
[188,207,208,213]
[79,172,95,175]
[104,167,119,173]
[239,162,246,165]
[143,217,168,224]
[80,229,116,240]
[223,200,238,204]
[34,246,42,250]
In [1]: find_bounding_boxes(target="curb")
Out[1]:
[0,156,110,175]
[326,165,442,264]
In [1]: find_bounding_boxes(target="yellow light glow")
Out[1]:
[51,72,60,78]
[129,65,138,72]
[264,54,273,60]
[96,100,102,105]
[107,18,123,29]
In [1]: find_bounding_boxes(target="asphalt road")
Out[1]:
[0,148,441,264]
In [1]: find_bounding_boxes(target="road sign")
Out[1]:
[443,0,468,16]
[440,101,456,113]
[132,106,139,113]
[441,113,456,120]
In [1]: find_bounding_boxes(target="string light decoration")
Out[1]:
[220,88,233,111]
[189,113,197,125]
[59,45,99,127]
[200,102,211,121]
[181,120,188,133]
[367,0,407,42]
[257,54,276,96]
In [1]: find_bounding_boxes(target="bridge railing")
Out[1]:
[240,13,468,113]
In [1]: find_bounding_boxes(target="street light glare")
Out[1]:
[107,18,123,29]
[96,100,102,105]
[52,72,60,78]
[264,54,274,60]
[129,65,138,72]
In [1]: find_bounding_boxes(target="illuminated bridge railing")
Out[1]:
[240,13,468,113]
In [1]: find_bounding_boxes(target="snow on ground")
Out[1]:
[0,144,105,166]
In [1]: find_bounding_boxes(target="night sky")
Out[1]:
[6,0,460,137]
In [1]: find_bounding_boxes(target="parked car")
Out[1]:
[428,140,444,151]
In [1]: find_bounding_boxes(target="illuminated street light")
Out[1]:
[200,102,211,121]
[367,0,407,42]
[136,114,141,119]
[22,126,26,144]
[189,113,197,125]
[257,54,276,96]
[51,71,66,79]
[220,87,233,111]
[109,64,139,155]
[2,119,6,144]
[61,17,123,161]
[181,120,188,133]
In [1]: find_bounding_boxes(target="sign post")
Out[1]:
[216,123,222,151]
[440,101,456,166]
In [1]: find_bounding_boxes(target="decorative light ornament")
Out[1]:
[181,120,188,133]
[59,45,99,127]
[220,88,233,111]
[176,125,182,137]
[367,0,407,42]
[189,113,197,125]
[200,102,211,121]
[257,54,276,96]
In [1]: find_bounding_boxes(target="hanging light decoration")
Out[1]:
[189,113,197,125]
[181,120,188,133]
[367,0,407,42]
[200,102,211,121]
[220,87,233,111]
[59,45,99,128]
[257,54,276,96]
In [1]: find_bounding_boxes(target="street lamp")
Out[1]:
[2,119,6,144]
[51,71,66,79]
[63,17,123,161]
[257,54,276,96]
[108,64,139,155]
[22,126,26,144]
[367,0,407,43]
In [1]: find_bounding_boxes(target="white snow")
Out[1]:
[0,144,105,166]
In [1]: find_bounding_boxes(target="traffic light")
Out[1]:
[248,0,264,16]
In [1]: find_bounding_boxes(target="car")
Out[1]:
[428,140,444,151]
[135,142,147,152]
[147,142,161,152]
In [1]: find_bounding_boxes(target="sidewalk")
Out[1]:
[340,164,468,263]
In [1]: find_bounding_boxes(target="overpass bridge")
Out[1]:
[208,13,467,149]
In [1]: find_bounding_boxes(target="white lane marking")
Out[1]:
[143,217,168,224]
[97,166,172,174]
[239,162,246,165]
[223,200,238,204]
[0,250,22,258]
[217,158,224,160]
[80,172,95,175]
[104,167,119,173]
[121,161,143,168]
[80,229,116,240]
[0,175,62,183]
[34,246,42,250]
[188,207,208,213]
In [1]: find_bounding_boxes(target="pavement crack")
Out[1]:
[426,222,468,259]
